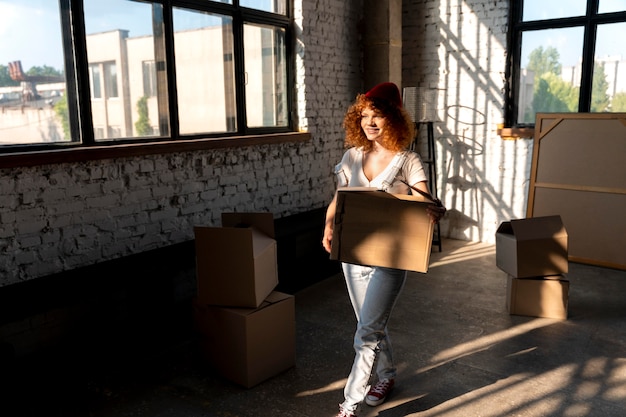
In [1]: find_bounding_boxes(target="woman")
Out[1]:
[322,82,446,417]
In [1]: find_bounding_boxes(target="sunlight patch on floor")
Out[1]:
[295,378,347,398]
[429,241,495,268]
[421,318,557,372]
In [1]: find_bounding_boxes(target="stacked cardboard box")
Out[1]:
[193,213,296,388]
[496,215,569,320]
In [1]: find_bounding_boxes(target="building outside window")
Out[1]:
[0,0,292,151]
[507,0,626,126]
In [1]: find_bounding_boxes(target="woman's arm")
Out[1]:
[410,181,446,223]
[322,192,338,253]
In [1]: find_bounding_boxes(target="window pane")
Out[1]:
[104,62,119,98]
[240,0,287,14]
[594,22,626,112]
[84,0,169,141]
[173,8,236,135]
[522,0,587,21]
[598,0,626,14]
[142,61,157,97]
[244,24,288,128]
[518,27,584,123]
[89,64,102,99]
[0,0,69,145]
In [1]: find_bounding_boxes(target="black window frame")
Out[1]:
[0,0,301,159]
[505,0,626,128]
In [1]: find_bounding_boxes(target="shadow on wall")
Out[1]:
[404,1,529,243]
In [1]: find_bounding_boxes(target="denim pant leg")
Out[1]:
[340,263,407,412]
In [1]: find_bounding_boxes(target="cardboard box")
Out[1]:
[330,188,435,273]
[506,275,569,320]
[496,215,568,278]
[194,213,278,308]
[193,291,296,388]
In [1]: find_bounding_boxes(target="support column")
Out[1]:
[363,0,403,90]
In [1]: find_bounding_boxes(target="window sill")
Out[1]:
[497,126,535,140]
[0,131,312,169]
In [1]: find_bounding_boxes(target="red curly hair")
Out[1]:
[342,93,415,152]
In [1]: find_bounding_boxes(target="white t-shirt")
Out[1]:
[334,147,427,194]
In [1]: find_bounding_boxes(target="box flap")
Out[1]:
[510,215,567,241]
[263,291,292,305]
[194,226,255,255]
[221,291,292,317]
[222,212,275,238]
[496,221,513,235]
[248,291,291,313]
[250,227,276,253]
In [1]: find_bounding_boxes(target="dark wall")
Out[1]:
[0,208,339,369]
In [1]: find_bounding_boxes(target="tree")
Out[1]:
[610,92,626,112]
[26,65,63,78]
[527,46,562,80]
[591,62,610,112]
[522,46,573,122]
[54,94,70,140]
[135,96,152,136]
[531,76,571,117]
[529,72,578,122]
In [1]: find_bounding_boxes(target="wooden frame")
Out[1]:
[527,113,626,270]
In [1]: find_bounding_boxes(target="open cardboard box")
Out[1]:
[194,212,278,308]
[330,188,435,273]
[193,291,296,388]
[496,215,568,278]
[506,275,569,320]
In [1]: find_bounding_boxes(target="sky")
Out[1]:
[0,0,623,72]
[0,0,270,71]
[0,0,66,70]
[520,0,626,66]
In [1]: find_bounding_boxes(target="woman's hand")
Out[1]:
[405,180,446,223]
[322,193,338,253]
[426,199,446,223]
[322,222,333,253]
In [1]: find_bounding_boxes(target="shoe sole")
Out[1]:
[365,395,388,407]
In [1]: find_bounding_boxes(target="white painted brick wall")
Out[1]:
[0,0,362,286]
[1,0,534,285]
[403,0,531,243]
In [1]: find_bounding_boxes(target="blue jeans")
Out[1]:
[340,263,407,412]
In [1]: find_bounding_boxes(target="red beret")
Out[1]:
[365,82,403,108]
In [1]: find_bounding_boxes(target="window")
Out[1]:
[244,23,288,128]
[172,7,236,135]
[103,62,119,99]
[89,64,103,99]
[0,0,293,152]
[507,0,626,126]
[142,61,157,97]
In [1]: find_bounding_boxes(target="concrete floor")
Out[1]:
[6,239,626,417]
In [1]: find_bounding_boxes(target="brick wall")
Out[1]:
[0,0,362,287]
[403,0,533,243]
[0,1,537,284]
